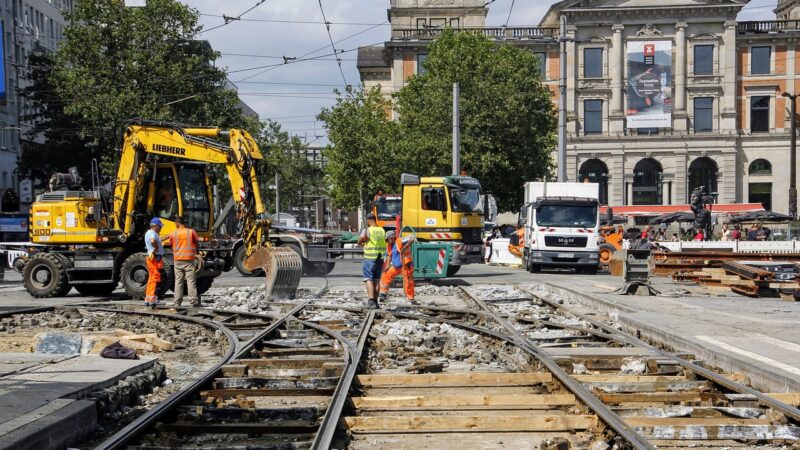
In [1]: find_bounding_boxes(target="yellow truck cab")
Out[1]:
[400,173,484,275]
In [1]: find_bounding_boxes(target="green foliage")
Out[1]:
[256,120,325,214]
[317,86,399,212]
[395,30,556,212]
[21,0,259,179]
[319,30,556,213]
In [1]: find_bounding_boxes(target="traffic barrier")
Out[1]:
[488,238,522,266]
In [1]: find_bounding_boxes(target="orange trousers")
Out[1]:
[145,256,163,305]
[379,264,414,300]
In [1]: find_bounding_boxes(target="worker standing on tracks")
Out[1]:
[378,230,416,304]
[144,218,165,309]
[165,216,199,307]
[358,213,386,309]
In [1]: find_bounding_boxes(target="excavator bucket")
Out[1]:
[243,247,303,300]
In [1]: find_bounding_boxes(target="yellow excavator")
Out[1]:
[24,120,302,299]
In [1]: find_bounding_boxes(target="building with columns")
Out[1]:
[358,0,800,215]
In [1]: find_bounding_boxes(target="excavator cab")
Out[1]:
[148,163,214,241]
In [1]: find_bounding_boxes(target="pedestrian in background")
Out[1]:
[358,213,386,309]
[730,224,742,241]
[165,216,199,307]
[144,218,165,309]
[378,230,416,304]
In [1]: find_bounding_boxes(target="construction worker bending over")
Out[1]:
[378,230,416,304]
[358,212,386,309]
[144,218,165,308]
[165,216,199,307]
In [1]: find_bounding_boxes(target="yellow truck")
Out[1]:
[400,173,485,276]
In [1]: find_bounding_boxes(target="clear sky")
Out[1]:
[182,0,777,144]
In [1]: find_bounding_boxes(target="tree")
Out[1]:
[256,121,325,218]
[394,30,556,212]
[318,86,399,214]
[27,0,257,175]
[17,52,95,185]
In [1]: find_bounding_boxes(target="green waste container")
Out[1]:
[412,242,452,280]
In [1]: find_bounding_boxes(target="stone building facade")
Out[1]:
[358,0,800,214]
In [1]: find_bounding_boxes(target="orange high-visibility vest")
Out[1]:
[170,228,198,261]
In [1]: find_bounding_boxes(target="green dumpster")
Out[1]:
[412,242,452,280]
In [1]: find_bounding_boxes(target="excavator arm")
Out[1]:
[112,121,301,299]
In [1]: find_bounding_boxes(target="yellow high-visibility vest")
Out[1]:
[363,226,386,260]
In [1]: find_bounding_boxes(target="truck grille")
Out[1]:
[462,228,483,244]
[544,236,588,248]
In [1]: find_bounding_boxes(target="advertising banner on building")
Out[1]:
[626,40,672,128]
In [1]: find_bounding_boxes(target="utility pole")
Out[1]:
[557,14,568,182]
[453,82,461,176]
[275,173,280,219]
[783,92,797,220]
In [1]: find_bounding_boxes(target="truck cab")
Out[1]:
[401,173,485,273]
[521,182,601,274]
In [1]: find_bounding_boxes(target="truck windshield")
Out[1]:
[449,187,483,213]
[536,205,597,228]
[376,198,401,219]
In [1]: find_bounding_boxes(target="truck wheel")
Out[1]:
[530,264,541,273]
[23,253,70,298]
[74,283,117,297]
[121,253,151,300]
[197,277,214,295]
[234,245,263,277]
[598,243,616,265]
[446,265,461,276]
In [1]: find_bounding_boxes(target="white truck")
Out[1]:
[519,182,601,274]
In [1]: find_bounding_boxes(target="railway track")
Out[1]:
[25,279,795,449]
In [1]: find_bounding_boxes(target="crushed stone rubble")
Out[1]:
[367,318,530,372]
[472,284,527,301]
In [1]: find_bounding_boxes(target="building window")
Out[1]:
[430,18,446,28]
[749,158,772,176]
[633,158,663,205]
[578,159,609,204]
[749,182,772,210]
[583,48,603,78]
[584,99,603,135]
[751,46,771,74]
[449,18,459,28]
[688,157,718,201]
[750,96,770,132]
[693,97,713,132]
[534,52,546,79]
[694,45,713,75]
[637,128,658,135]
[416,18,426,28]
[417,53,428,75]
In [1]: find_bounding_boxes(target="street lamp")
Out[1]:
[782,91,797,220]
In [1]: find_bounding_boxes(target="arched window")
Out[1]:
[688,157,718,202]
[748,158,772,176]
[578,159,609,204]
[632,158,663,205]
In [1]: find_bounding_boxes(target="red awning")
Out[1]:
[599,203,765,217]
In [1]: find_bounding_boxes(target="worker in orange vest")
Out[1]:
[378,230,416,304]
[165,216,200,307]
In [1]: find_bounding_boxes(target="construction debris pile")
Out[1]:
[669,260,800,300]
[367,318,531,373]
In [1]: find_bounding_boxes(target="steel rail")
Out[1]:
[458,286,656,450]
[88,307,239,450]
[526,285,800,423]
[312,310,375,450]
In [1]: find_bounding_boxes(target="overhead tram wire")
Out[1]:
[318,0,349,86]
[197,0,268,35]
[505,0,516,27]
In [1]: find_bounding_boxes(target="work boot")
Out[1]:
[174,300,182,307]
[378,293,387,302]
[407,298,416,304]
[190,300,201,307]
[367,298,379,309]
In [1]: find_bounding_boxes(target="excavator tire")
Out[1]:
[23,253,70,298]
[234,245,263,277]
[243,246,303,300]
[121,253,171,300]
[74,283,117,297]
[598,243,616,265]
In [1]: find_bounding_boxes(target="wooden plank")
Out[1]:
[258,348,338,357]
[155,420,318,434]
[767,392,800,406]
[221,365,248,377]
[599,392,707,404]
[355,372,551,387]
[236,358,342,369]
[350,394,576,410]
[342,415,597,433]
[573,375,687,383]
[119,338,156,352]
[199,388,335,398]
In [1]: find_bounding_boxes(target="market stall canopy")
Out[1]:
[600,203,764,217]
[729,210,793,223]
[650,211,695,224]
